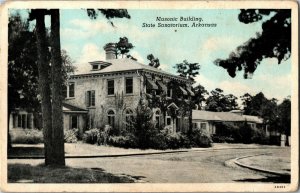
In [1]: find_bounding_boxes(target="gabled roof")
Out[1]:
[192,110,263,123]
[62,102,88,113]
[72,58,192,83]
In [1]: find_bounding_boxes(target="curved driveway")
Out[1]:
[9,146,290,183]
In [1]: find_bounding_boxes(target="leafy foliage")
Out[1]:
[86,9,130,26]
[82,128,100,144]
[8,13,75,112]
[115,37,134,58]
[215,9,291,78]
[278,98,291,136]
[205,88,238,112]
[192,84,208,110]
[173,60,200,81]
[189,127,212,147]
[8,13,40,111]
[64,128,78,143]
[11,129,44,144]
[147,54,160,68]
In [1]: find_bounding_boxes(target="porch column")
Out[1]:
[29,114,34,129]
[14,114,18,128]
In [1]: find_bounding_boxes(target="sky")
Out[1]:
[12,9,291,103]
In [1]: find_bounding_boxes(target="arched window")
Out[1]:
[125,109,134,130]
[155,110,161,128]
[107,110,115,128]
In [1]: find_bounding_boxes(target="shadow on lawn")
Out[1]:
[8,163,136,183]
[234,175,291,183]
[8,146,44,157]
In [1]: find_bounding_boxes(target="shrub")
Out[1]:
[64,128,78,143]
[212,135,235,143]
[251,128,269,145]
[214,122,242,143]
[189,127,212,147]
[11,129,43,144]
[97,126,111,145]
[239,122,253,144]
[82,128,100,144]
[107,134,137,148]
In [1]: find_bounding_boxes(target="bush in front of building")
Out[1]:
[239,121,270,145]
[214,122,242,143]
[82,128,100,144]
[64,128,78,143]
[107,134,137,148]
[211,135,235,143]
[250,127,269,145]
[189,127,212,148]
[11,128,44,144]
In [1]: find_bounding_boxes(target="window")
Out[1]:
[125,109,134,130]
[107,79,114,95]
[125,77,133,94]
[69,82,75,98]
[200,122,207,130]
[92,65,98,70]
[86,90,95,107]
[70,115,78,129]
[166,114,171,126]
[155,110,161,128]
[167,88,172,98]
[17,114,27,129]
[107,110,115,128]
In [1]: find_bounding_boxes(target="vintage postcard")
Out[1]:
[0,0,298,192]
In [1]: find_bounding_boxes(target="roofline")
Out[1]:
[70,69,194,84]
[63,111,88,114]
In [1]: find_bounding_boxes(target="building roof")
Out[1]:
[192,110,263,123]
[62,102,88,113]
[72,58,192,83]
[242,115,263,124]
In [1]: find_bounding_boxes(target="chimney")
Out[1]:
[103,43,116,60]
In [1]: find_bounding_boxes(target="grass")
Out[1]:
[8,163,135,183]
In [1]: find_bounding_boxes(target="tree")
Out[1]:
[8,13,75,152]
[29,9,54,165]
[214,9,291,78]
[147,54,160,68]
[241,92,279,132]
[115,37,134,58]
[49,9,65,165]
[240,93,253,112]
[205,88,238,112]
[278,98,291,139]
[27,9,130,166]
[173,60,200,81]
[192,84,208,110]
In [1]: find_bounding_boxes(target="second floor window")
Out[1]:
[107,79,114,95]
[86,90,95,107]
[69,82,75,98]
[167,88,172,98]
[125,77,133,94]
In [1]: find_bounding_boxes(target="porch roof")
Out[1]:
[62,102,88,113]
[192,110,263,123]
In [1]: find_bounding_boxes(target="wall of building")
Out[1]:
[66,72,142,130]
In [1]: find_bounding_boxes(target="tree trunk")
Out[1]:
[35,10,54,165]
[50,9,65,166]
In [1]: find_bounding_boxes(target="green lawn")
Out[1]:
[8,163,135,183]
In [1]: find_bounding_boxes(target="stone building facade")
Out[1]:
[64,43,194,134]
